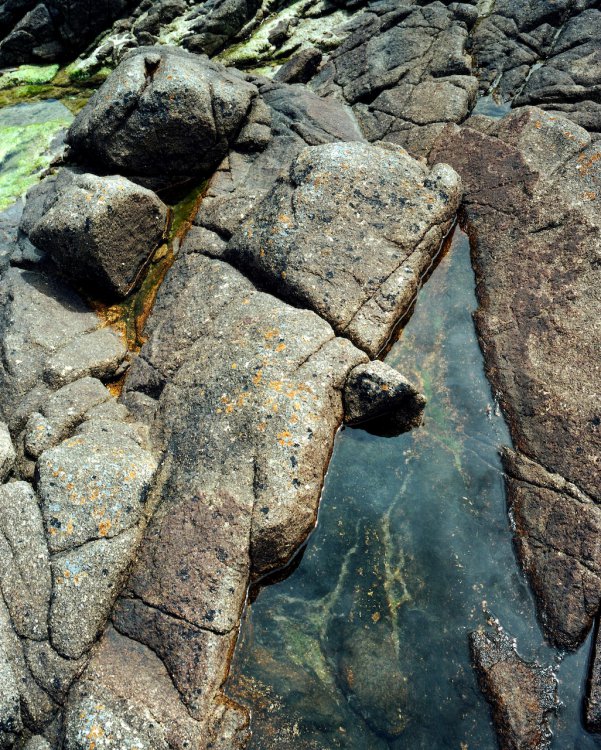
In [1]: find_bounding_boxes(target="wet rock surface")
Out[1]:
[470,624,557,750]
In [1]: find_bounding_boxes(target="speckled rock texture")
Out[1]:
[226,141,461,356]
[28,172,168,299]
[429,106,601,653]
[470,624,557,750]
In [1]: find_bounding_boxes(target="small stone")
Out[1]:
[44,328,128,388]
[29,173,168,299]
[0,422,15,482]
[470,624,557,750]
[274,47,323,84]
[344,361,426,431]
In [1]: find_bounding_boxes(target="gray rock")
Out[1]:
[226,141,461,357]
[67,47,258,188]
[24,377,111,459]
[0,268,100,426]
[29,173,168,299]
[0,655,21,748]
[0,482,51,640]
[0,422,15,482]
[50,527,141,659]
[344,360,426,430]
[23,640,87,703]
[274,47,323,85]
[37,424,156,553]
[44,327,128,388]
[470,624,557,750]
[23,737,52,750]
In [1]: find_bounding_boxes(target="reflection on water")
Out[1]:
[226,229,599,749]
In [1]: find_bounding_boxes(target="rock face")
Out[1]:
[67,47,258,188]
[429,106,601,651]
[226,141,460,356]
[28,172,168,298]
[470,624,557,750]
[0,422,14,481]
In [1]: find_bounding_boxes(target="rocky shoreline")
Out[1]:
[0,0,599,748]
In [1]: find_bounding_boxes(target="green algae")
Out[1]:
[0,64,60,90]
[0,101,73,212]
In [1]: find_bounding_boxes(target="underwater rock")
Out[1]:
[470,624,557,750]
[0,422,14,481]
[226,141,461,357]
[29,172,168,299]
[66,46,257,188]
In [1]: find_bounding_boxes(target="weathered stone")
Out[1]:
[0,268,100,425]
[344,360,426,429]
[24,376,111,459]
[470,624,557,750]
[226,141,460,356]
[274,47,323,85]
[503,449,601,651]
[43,327,128,388]
[0,655,21,748]
[0,422,15,482]
[37,424,156,553]
[430,107,601,649]
[23,736,51,750]
[0,481,51,640]
[23,639,87,703]
[29,173,168,299]
[50,528,141,659]
[67,47,257,188]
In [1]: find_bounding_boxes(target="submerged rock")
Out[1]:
[226,141,461,357]
[28,172,168,299]
[470,624,557,750]
[67,47,257,188]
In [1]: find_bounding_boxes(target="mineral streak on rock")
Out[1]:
[470,623,558,750]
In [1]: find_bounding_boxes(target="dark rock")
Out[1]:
[470,624,557,750]
[182,0,262,57]
[66,46,258,188]
[28,172,168,299]
[344,360,425,430]
[226,141,460,356]
[274,47,323,85]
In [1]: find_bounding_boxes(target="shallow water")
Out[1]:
[226,229,600,749]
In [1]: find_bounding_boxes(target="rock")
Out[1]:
[274,47,323,85]
[23,640,87,703]
[343,360,426,431]
[0,268,100,425]
[50,527,141,659]
[226,141,461,357]
[23,737,51,750]
[0,655,21,748]
[586,619,601,731]
[470,624,557,750]
[429,107,601,649]
[24,376,111,459]
[66,47,258,188]
[503,449,601,650]
[0,481,51,640]
[182,0,262,57]
[29,173,168,299]
[43,327,128,387]
[0,422,15,482]
[36,423,157,553]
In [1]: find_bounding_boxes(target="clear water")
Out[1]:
[226,229,600,749]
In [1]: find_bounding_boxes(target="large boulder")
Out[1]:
[28,172,168,299]
[66,46,258,188]
[226,141,461,357]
